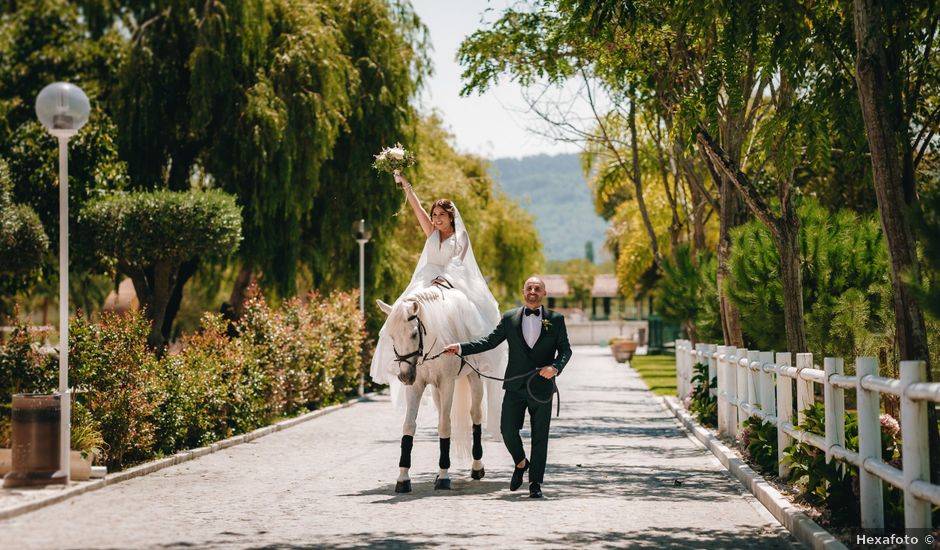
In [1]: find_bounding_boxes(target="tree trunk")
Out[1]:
[147,261,177,351]
[229,262,255,318]
[699,142,745,347]
[777,223,808,353]
[854,0,937,481]
[160,258,199,343]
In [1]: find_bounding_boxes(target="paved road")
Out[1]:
[2,346,800,549]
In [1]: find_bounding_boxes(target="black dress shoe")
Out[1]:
[529,482,542,498]
[510,459,529,491]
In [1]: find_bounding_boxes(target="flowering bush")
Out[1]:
[154,314,268,453]
[239,286,365,415]
[70,310,160,470]
[2,287,365,470]
[372,143,415,175]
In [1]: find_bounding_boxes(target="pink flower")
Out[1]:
[880,414,900,438]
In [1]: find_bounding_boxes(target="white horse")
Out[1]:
[377,286,487,493]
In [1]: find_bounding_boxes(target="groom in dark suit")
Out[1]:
[444,276,572,498]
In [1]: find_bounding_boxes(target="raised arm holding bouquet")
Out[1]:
[372,143,415,180]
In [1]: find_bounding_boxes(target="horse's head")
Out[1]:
[377,297,425,385]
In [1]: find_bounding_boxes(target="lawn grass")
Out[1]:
[630,354,678,396]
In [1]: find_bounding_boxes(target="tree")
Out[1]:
[852,0,940,480]
[0,0,129,312]
[113,0,430,320]
[726,199,891,359]
[0,159,48,314]
[81,190,242,349]
[458,1,738,343]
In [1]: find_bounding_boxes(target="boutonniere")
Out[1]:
[541,318,552,331]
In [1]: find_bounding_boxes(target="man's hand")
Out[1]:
[443,344,460,355]
[539,366,558,379]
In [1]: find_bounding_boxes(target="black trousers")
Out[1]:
[500,388,553,484]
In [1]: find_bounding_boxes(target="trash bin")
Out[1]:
[3,394,67,488]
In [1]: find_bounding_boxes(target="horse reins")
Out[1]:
[423,347,561,417]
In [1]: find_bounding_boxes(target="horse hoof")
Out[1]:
[471,467,485,480]
[395,480,412,493]
[434,476,451,490]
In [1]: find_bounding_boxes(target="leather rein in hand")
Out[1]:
[423,347,561,417]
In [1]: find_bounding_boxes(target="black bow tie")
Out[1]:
[524,307,540,316]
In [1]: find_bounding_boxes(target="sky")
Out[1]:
[410,0,583,160]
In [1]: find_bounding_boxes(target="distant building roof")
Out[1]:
[536,274,570,297]
[592,274,619,298]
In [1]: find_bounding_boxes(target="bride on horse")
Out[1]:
[369,170,506,490]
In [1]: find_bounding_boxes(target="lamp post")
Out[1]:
[351,219,372,396]
[36,82,90,483]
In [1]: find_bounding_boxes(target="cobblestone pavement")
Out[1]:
[2,346,801,549]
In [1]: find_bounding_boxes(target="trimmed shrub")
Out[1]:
[0,160,49,304]
[80,189,242,347]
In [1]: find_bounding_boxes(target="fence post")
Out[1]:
[759,351,775,421]
[675,340,685,399]
[900,360,931,530]
[856,357,883,529]
[776,352,793,479]
[716,345,726,436]
[722,345,737,438]
[707,344,718,400]
[735,347,749,433]
[747,350,760,417]
[694,342,706,400]
[823,357,845,465]
[795,353,814,425]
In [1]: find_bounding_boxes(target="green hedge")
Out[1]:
[0,287,364,470]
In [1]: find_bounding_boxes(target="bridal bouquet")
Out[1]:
[372,143,415,175]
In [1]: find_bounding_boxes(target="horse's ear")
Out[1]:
[409,301,419,315]
[376,299,392,315]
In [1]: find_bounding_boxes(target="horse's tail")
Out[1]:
[449,374,473,459]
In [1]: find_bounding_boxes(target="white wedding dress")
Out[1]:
[370,207,507,441]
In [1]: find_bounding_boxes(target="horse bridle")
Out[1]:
[392,312,430,375]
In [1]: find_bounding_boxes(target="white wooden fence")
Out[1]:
[675,339,940,530]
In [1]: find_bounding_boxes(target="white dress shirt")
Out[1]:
[522,306,542,348]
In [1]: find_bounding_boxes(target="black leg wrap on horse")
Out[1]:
[472,424,483,460]
[439,438,451,469]
[399,435,414,468]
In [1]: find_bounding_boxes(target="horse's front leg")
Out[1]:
[469,373,486,480]
[434,377,455,490]
[396,381,426,494]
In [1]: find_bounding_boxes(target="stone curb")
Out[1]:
[0,392,380,521]
[662,396,846,550]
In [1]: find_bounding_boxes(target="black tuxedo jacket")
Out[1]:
[460,306,572,399]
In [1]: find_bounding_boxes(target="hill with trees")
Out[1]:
[489,153,607,262]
